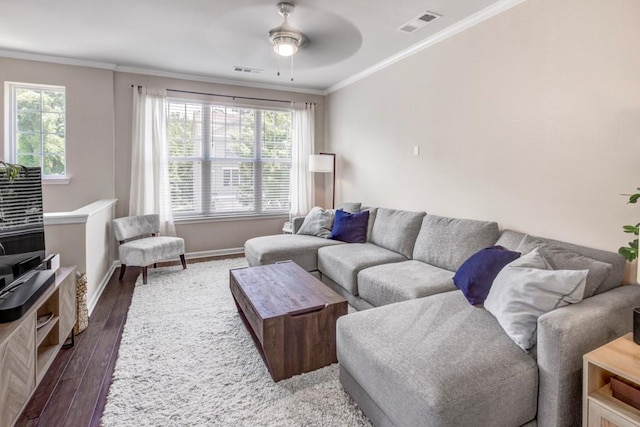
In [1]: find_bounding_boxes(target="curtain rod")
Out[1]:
[168,88,294,104]
[130,85,306,104]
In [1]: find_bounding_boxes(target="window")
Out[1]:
[5,82,66,177]
[167,99,292,219]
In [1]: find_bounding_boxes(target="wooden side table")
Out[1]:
[583,333,640,427]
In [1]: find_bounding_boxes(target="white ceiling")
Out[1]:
[0,0,513,93]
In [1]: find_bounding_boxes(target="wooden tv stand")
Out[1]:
[0,266,76,427]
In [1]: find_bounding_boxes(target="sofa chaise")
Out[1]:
[244,206,640,426]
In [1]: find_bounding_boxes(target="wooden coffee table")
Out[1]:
[230,261,347,381]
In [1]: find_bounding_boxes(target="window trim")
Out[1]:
[4,81,68,179]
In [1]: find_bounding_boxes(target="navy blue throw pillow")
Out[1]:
[453,246,521,305]
[330,209,370,243]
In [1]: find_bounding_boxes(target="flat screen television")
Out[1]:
[0,166,54,323]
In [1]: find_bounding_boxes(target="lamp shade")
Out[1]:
[309,154,334,173]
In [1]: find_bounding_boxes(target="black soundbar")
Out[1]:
[0,270,55,323]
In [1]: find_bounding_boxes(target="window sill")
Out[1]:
[43,177,71,185]
[174,213,289,225]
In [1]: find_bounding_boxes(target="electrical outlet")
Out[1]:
[413,145,420,157]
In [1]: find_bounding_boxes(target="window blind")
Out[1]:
[167,99,292,218]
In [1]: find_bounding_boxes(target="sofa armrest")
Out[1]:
[292,216,306,234]
[536,284,640,427]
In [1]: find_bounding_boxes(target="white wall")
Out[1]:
[83,201,117,311]
[0,57,116,212]
[326,0,640,252]
[44,199,117,315]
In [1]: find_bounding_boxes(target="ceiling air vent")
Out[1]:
[233,66,263,74]
[398,11,442,33]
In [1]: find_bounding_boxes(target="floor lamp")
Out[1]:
[309,153,336,209]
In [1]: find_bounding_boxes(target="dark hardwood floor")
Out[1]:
[16,256,236,427]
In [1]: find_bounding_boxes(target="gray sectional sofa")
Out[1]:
[244,206,640,427]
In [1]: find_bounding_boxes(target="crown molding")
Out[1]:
[0,49,117,70]
[115,65,325,96]
[0,49,324,96]
[325,0,527,95]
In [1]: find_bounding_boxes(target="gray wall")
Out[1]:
[0,57,326,255]
[0,58,116,212]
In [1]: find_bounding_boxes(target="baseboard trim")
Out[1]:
[87,261,118,316]
[186,248,245,259]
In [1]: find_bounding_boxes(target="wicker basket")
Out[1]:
[75,272,89,334]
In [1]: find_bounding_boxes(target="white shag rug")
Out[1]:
[101,258,372,427]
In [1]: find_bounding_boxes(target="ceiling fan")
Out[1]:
[267,2,307,81]
[268,3,307,57]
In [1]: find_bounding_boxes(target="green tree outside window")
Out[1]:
[10,84,66,177]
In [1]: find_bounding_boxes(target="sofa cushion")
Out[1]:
[119,236,184,266]
[296,206,334,238]
[515,233,624,295]
[517,235,614,298]
[330,209,369,243]
[369,208,425,258]
[453,246,521,305]
[337,292,538,427]
[361,207,378,243]
[336,201,361,213]
[413,215,500,271]
[244,234,344,272]
[358,260,456,306]
[318,243,407,295]
[495,229,526,251]
[485,248,588,350]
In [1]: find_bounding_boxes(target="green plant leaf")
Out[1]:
[619,247,637,262]
[619,189,640,261]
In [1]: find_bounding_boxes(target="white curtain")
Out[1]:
[129,86,176,236]
[290,102,315,217]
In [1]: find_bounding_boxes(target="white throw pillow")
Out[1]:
[484,248,588,350]
[296,207,335,238]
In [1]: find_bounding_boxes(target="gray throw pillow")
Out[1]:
[296,207,335,238]
[484,248,588,351]
[516,236,612,298]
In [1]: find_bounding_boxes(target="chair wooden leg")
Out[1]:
[119,265,127,280]
[180,254,187,269]
[142,266,148,284]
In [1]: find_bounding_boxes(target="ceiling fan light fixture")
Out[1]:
[272,36,299,57]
